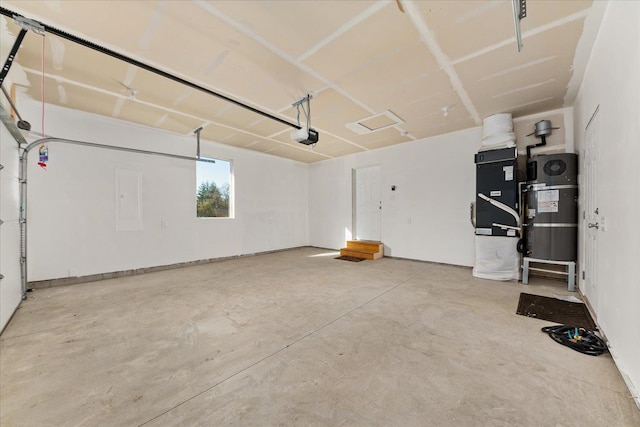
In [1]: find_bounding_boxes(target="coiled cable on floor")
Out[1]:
[541,325,608,356]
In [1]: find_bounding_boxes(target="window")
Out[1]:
[196,158,232,218]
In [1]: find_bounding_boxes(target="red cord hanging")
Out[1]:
[38,33,47,170]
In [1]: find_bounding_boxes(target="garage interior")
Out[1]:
[0,1,638,425]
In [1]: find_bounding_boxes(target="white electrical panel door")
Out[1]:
[115,169,143,231]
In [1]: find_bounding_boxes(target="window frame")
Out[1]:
[196,156,234,219]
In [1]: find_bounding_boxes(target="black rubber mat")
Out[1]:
[335,255,365,262]
[516,293,597,330]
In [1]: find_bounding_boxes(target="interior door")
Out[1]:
[583,107,599,306]
[354,165,381,241]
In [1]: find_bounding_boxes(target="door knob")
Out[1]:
[588,222,599,229]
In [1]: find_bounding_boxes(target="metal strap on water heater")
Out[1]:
[528,223,578,228]
[526,184,578,191]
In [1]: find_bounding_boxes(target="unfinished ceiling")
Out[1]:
[1,0,593,163]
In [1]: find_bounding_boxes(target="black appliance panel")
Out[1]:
[475,148,518,237]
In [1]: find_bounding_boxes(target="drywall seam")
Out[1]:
[564,1,608,106]
[512,106,570,122]
[478,56,557,81]
[154,113,168,127]
[16,1,396,154]
[56,84,67,104]
[203,49,229,76]
[172,87,193,106]
[505,96,555,112]
[190,1,368,112]
[2,3,297,133]
[492,79,556,98]
[401,0,481,125]
[451,9,590,66]
[122,64,137,87]
[20,67,333,158]
[47,36,65,70]
[191,0,411,148]
[296,1,390,62]
[112,97,125,117]
[457,0,502,24]
[137,0,167,51]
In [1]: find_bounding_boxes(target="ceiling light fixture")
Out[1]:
[442,105,454,117]
[512,0,527,52]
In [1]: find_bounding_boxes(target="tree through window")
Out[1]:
[196,158,232,218]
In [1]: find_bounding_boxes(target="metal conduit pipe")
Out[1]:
[19,137,216,299]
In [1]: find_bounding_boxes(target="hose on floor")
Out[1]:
[541,325,608,356]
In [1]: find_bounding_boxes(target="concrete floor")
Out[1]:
[1,247,638,426]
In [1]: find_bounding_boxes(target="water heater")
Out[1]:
[523,153,578,261]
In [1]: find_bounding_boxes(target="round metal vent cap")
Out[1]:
[534,120,553,137]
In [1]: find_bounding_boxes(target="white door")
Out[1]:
[583,107,600,306]
[354,165,381,241]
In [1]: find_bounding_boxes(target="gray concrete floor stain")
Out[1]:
[1,248,638,426]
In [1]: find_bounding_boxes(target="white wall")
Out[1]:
[19,101,308,282]
[573,0,640,404]
[0,123,22,332]
[309,127,481,266]
[513,107,574,154]
[308,106,575,267]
